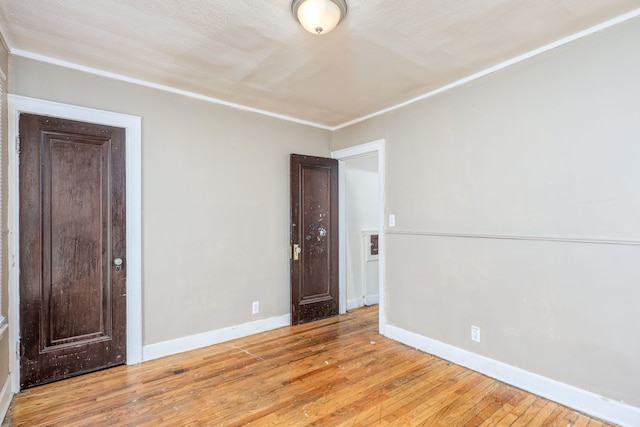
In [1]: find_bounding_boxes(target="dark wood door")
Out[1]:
[19,113,127,389]
[290,154,339,325]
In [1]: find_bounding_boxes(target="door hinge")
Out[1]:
[16,135,21,155]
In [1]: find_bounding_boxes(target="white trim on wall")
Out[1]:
[332,139,386,334]
[346,298,362,311]
[0,376,12,424]
[11,50,333,132]
[333,8,640,131]
[364,294,379,306]
[7,95,143,393]
[388,229,640,246]
[346,295,380,311]
[386,325,640,427]
[0,70,6,328]
[8,9,639,133]
[337,160,347,315]
[143,314,290,361]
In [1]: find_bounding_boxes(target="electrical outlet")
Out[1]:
[471,325,481,343]
[252,301,259,314]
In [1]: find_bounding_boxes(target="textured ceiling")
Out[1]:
[0,1,639,128]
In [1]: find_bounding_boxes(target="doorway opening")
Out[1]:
[332,139,386,334]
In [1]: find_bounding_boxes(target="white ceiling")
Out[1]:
[0,1,639,129]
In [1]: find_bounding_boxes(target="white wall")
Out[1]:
[334,14,640,421]
[344,154,378,309]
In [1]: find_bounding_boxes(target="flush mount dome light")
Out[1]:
[292,0,347,35]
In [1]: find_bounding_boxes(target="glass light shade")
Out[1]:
[293,0,347,35]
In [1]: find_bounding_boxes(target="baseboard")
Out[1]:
[364,294,379,306]
[346,298,363,310]
[143,314,290,361]
[0,375,13,423]
[347,295,379,311]
[385,325,640,427]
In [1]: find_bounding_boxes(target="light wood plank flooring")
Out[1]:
[3,306,613,426]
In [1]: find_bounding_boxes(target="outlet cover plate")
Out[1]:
[471,325,481,342]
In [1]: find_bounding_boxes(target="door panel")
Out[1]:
[290,154,339,325]
[19,113,126,389]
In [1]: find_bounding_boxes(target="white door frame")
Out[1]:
[332,139,386,334]
[7,95,142,393]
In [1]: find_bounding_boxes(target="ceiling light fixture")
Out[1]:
[292,0,347,35]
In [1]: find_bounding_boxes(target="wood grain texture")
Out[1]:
[290,153,339,325]
[18,113,127,389]
[3,306,614,426]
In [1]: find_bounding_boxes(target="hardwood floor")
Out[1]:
[3,306,613,426]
